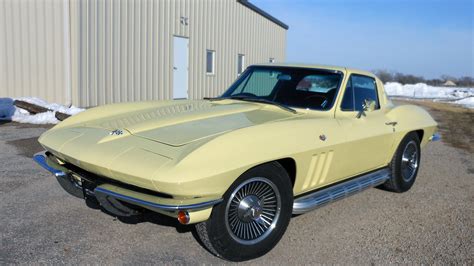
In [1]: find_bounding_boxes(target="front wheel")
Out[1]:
[196,162,293,261]
[382,132,421,192]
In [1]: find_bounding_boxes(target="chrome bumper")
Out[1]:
[33,151,222,214]
[429,133,441,142]
[94,187,222,212]
[33,152,67,177]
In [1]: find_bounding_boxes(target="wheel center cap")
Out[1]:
[409,154,417,167]
[250,205,263,218]
[237,195,262,222]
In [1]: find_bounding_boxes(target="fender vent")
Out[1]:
[301,151,334,190]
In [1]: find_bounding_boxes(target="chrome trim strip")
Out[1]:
[292,168,391,214]
[94,187,223,212]
[33,151,67,177]
[429,133,441,142]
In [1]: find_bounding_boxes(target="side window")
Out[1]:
[341,75,379,111]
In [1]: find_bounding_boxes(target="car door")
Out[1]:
[333,74,395,181]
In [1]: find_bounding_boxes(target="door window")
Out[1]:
[341,75,379,111]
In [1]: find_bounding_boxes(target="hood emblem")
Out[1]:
[110,129,124,136]
[319,134,327,141]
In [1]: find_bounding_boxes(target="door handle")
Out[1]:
[385,121,398,126]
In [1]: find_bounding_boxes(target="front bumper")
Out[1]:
[429,133,441,142]
[33,151,221,223]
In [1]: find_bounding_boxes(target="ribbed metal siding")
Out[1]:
[71,0,286,107]
[0,0,286,107]
[0,0,71,104]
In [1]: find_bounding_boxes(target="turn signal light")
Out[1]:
[177,210,190,224]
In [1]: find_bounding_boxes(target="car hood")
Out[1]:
[83,100,295,146]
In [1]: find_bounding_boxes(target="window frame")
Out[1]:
[206,49,215,75]
[340,74,380,112]
[340,75,354,111]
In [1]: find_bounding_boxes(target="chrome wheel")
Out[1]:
[225,177,281,245]
[401,140,419,182]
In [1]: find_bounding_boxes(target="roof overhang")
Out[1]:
[237,0,289,30]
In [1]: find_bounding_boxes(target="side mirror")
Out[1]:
[356,99,376,119]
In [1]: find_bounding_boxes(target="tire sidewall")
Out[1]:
[205,162,293,261]
[392,133,421,192]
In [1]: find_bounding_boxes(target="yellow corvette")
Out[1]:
[34,64,439,261]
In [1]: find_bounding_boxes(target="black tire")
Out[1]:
[195,162,293,261]
[382,132,421,192]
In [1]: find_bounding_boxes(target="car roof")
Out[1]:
[252,63,376,78]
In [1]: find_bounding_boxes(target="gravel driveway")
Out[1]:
[0,120,472,264]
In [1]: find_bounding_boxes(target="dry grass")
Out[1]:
[393,99,474,153]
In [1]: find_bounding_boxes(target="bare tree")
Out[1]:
[373,70,393,83]
[373,69,473,87]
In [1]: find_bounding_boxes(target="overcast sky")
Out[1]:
[253,0,473,79]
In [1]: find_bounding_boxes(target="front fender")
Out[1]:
[386,104,438,158]
[152,117,346,198]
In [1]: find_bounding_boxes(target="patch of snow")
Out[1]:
[15,97,84,116]
[0,97,85,124]
[453,97,474,109]
[12,110,60,124]
[384,82,474,99]
[385,83,474,109]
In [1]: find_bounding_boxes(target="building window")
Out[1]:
[269,58,275,63]
[206,50,215,75]
[237,54,245,75]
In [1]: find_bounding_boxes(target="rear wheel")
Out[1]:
[196,162,293,261]
[383,132,421,192]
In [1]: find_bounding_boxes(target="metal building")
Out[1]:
[0,0,287,107]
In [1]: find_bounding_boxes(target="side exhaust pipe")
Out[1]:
[293,168,391,214]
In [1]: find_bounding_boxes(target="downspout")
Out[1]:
[63,0,72,106]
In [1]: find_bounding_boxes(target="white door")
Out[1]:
[173,36,189,99]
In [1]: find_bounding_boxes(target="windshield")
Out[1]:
[221,66,343,110]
